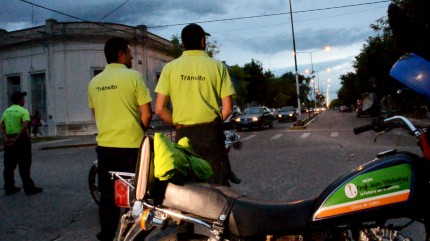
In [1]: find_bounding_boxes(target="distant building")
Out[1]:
[0,19,174,136]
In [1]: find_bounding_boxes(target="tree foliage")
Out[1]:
[167,34,221,58]
[337,0,430,110]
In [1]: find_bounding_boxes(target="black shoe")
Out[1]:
[5,186,21,195]
[229,171,242,184]
[25,187,43,195]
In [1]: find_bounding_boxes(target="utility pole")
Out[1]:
[289,0,302,121]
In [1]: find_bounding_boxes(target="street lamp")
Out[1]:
[296,46,330,77]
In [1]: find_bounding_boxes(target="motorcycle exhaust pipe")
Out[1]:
[140,209,165,231]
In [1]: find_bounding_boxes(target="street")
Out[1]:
[0,110,423,241]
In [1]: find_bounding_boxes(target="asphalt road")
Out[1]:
[0,110,424,241]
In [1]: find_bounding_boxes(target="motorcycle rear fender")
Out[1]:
[311,151,425,225]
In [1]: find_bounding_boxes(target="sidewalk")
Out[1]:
[34,134,98,150]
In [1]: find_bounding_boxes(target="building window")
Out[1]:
[92,68,104,78]
[156,72,161,83]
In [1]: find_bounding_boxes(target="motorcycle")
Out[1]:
[106,53,430,241]
[89,130,242,205]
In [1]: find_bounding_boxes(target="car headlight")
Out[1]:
[278,114,281,118]
[252,117,259,122]
[235,118,240,122]
[289,113,293,117]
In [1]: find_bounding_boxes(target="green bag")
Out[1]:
[153,133,213,181]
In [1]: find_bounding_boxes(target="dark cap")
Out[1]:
[181,23,210,50]
[11,91,27,104]
[181,23,210,38]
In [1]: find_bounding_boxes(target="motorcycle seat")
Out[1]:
[228,196,315,237]
[160,182,243,221]
[158,181,315,238]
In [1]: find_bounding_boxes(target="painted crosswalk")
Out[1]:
[271,134,283,139]
[239,131,341,141]
[242,134,256,141]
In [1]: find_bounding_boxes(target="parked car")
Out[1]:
[339,105,353,113]
[277,106,297,122]
[269,108,278,120]
[235,106,273,131]
[221,105,241,129]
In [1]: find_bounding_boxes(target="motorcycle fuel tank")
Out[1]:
[312,152,417,222]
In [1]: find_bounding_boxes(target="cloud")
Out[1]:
[223,24,374,56]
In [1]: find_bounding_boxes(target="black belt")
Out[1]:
[176,120,219,129]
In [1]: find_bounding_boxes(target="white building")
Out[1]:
[0,19,174,136]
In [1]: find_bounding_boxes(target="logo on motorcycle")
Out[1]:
[345,183,358,198]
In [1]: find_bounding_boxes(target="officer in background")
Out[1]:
[1,91,43,196]
[155,23,240,186]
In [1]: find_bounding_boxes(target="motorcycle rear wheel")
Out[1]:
[88,164,100,205]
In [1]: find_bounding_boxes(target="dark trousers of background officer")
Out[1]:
[3,135,36,191]
[175,123,230,237]
[175,122,230,186]
[96,146,139,241]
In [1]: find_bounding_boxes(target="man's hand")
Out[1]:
[3,136,15,146]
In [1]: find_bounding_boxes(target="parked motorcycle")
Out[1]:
[105,53,430,241]
[89,130,242,205]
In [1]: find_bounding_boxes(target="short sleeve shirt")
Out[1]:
[1,105,31,135]
[88,63,152,148]
[155,50,235,125]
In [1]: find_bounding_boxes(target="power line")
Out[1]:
[19,0,90,23]
[97,0,131,23]
[16,0,389,37]
[147,0,390,28]
[211,6,386,34]
[18,0,135,35]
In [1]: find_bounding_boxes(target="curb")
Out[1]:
[38,143,97,150]
[289,114,320,130]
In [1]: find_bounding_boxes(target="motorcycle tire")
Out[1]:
[88,164,100,205]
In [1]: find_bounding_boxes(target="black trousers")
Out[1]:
[3,135,35,191]
[175,123,230,186]
[96,146,139,241]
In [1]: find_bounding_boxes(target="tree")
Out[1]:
[243,59,268,106]
[337,0,430,110]
[338,72,360,106]
[167,34,221,58]
[167,35,183,58]
[228,65,249,107]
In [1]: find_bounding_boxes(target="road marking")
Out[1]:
[301,133,311,138]
[271,134,283,139]
[242,135,256,141]
[331,132,339,137]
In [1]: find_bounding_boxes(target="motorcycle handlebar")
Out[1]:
[353,115,421,138]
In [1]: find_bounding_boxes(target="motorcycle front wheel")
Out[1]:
[88,163,100,205]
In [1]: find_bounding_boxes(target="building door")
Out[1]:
[6,76,21,105]
[31,73,47,122]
